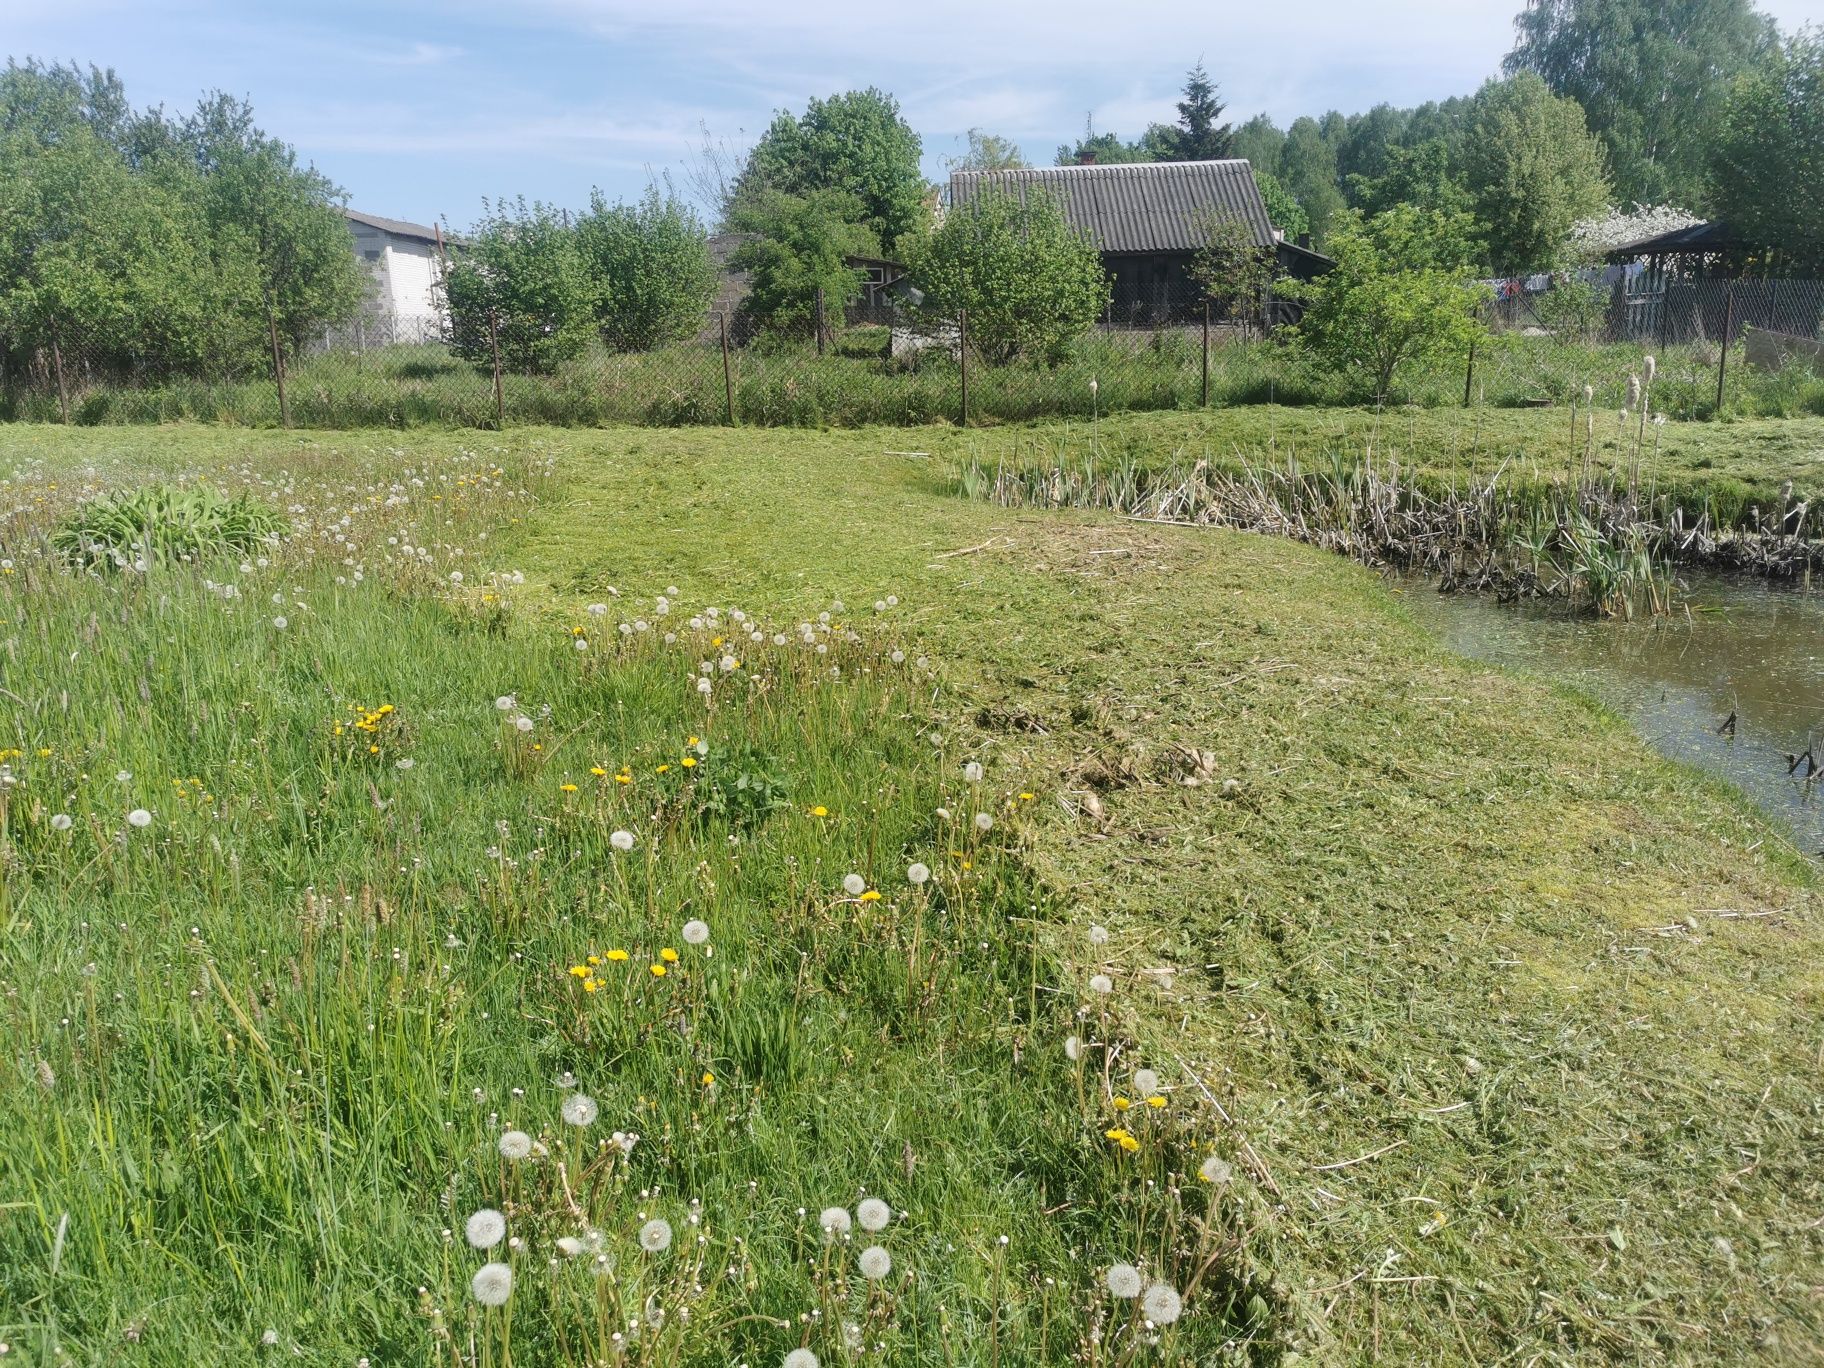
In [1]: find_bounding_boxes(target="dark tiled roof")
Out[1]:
[948,160,1276,254]
[1607,220,1747,258]
[344,207,444,245]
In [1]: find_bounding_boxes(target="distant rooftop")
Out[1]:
[344,207,444,246]
[947,160,1277,254]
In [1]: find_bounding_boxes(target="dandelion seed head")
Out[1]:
[856,1198,891,1232]
[465,1208,506,1249]
[1088,974,1113,995]
[841,873,867,896]
[1199,1155,1233,1184]
[470,1261,513,1307]
[963,761,984,783]
[1133,1068,1159,1095]
[818,1206,852,1236]
[973,812,993,832]
[562,1093,599,1127]
[639,1218,673,1253]
[858,1245,892,1279]
[1064,1035,1082,1061]
[50,813,73,831]
[127,808,152,828]
[1106,1263,1142,1298]
[610,830,635,852]
[498,1130,533,1160]
[1142,1282,1183,1325]
[907,862,930,885]
[682,918,710,945]
[784,1351,821,1368]
[1088,924,1109,945]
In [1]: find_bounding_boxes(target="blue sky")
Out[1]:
[14,0,1823,229]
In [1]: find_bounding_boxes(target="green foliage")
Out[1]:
[574,186,717,352]
[1507,0,1779,206]
[52,483,288,569]
[1278,116,1347,243]
[442,198,597,374]
[1462,72,1611,271]
[696,744,793,831]
[1349,139,1475,222]
[1160,62,1233,160]
[948,128,1027,172]
[734,90,926,252]
[1053,126,1155,166]
[907,187,1109,365]
[1190,215,1277,326]
[1253,170,1309,239]
[728,189,879,335]
[0,63,360,380]
[1709,32,1824,272]
[1290,205,1486,400]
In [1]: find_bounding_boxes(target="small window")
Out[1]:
[363,249,382,261]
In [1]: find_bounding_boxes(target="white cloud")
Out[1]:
[367,41,464,67]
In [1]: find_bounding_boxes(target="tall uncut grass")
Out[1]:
[0,443,1254,1364]
[7,328,1820,430]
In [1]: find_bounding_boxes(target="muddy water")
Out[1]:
[1397,571,1824,857]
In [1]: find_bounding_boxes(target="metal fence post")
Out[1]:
[1201,299,1211,409]
[719,312,736,426]
[1715,283,1736,414]
[265,299,291,429]
[958,308,968,428]
[1463,337,1476,408]
[49,318,70,425]
[815,287,825,357]
[488,309,505,429]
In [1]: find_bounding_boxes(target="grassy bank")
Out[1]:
[1,420,1820,1364]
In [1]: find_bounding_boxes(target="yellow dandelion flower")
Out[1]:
[586,955,600,966]
[1020,791,1036,801]
[659,948,679,963]
[686,736,700,746]
[583,979,599,993]
[655,764,670,774]
[591,766,607,777]
[569,965,589,978]
[1146,1095,1167,1109]
[858,890,882,903]
[606,949,629,962]
[1120,1134,1140,1152]
[1112,1097,1131,1111]
[809,805,828,817]
[560,782,578,793]
[615,773,632,785]
[649,963,667,978]
[701,1072,715,1086]
[680,756,697,768]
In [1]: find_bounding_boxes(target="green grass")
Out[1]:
[8,327,1820,430]
[1,417,1821,1365]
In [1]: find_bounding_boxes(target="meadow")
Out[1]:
[7,328,1823,431]
[1,413,1820,1365]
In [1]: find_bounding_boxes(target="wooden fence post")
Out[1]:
[488,309,505,429]
[719,312,736,426]
[958,308,969,428]
[265,299,291,429]
[1201,299,1211,409]
[1715,284,1736,414]
[49,317,70,425]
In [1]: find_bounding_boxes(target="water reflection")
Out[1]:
[1398,570,1824,856]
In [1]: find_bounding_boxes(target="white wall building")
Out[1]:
[339,208,448,345]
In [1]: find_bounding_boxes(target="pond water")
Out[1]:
[1396,570,1824,857]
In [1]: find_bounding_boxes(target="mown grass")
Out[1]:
[7,327,1821,430]
[2,417,1821,1365]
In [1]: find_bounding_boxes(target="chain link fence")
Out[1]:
[4,275,1822,430]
